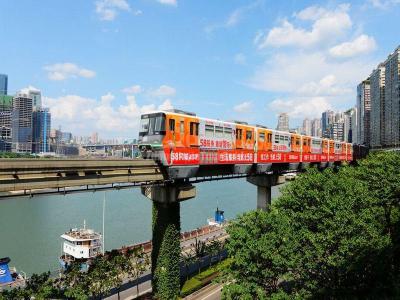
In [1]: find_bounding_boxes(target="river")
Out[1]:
[0,179,284,275]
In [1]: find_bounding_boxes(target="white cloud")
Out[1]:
[158,99,173,110]
[205,1,261,34]
[234,53,247,65]
[248,3,377,122]
[95,0,131,21]
[298,75,352,97]
[148,85,176,97]
[256,4,352,49]
[329,34,377,58]
[20,85,41,94]
[268,97,332,119]
[157,0,177,6]
[234,101,252,113]
[44,63,96,81]
[43,94,173,137]
[368,0,400,9]
[122,85,142,94]
[101,92,115,104]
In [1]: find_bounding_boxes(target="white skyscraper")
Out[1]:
[302,118,312,136]
[19,86,42,111]
[276,113,289,132]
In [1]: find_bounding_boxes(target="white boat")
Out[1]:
[59,221,102,270]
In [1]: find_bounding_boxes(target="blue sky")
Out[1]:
[0,0,399,138]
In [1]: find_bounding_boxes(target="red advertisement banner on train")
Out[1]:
[258,152,300,163]
[166,148,200,165]
[217,150,253,164]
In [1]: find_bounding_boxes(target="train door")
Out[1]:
[257,129,263,153]
[266,130,272,151]
[329,141,334,155]
[189,119,200,147]
[166,115,176,146]
[245,127,254,150]
[322,139,328,154]
[235,127,244,149]
[303,136,311,153]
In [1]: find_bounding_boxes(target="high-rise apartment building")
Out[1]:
[370,63,386,147]
[351,106,358,144]
[0,74,8,95]
[32,108,51,153]
[357,78,371,146]
[0,95,13,151]
[91,132,99,144]
[302,118,312,136]
[12,93,33,153]
[321,110,335,138]
[311,118,321,137]
[344,108,356,142]
[384,46,400,146]
[20,86,42,111]
[330,122,344,141]
[276,113,289,132]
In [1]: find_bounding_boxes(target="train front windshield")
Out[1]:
[139,113,166,136]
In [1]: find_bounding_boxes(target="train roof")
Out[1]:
[144,110,351,144]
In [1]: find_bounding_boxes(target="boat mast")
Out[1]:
[102,192,106,255]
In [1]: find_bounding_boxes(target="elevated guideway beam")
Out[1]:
[0,159,164,196]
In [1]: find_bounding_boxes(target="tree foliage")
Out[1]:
[222,152,400,299]
[0,246,149,300]
[151,201,181,299]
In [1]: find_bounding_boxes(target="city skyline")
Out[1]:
[1,1,400,138]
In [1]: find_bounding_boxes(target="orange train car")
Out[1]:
[138,109,357,178]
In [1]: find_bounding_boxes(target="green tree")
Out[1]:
[87,256,116,299]
[222,163,393,299]
[222,209,297,297]
[126,247,150,297]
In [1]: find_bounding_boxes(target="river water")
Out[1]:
[0,179,283,275]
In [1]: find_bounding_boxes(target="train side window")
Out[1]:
[259,132,265,142]
[246,130,252,140]
[224,127,233,140]
[275,135,280,143]
[267,133,272,142]
[215,126,223,138]
[190,122,199,136]
[296,138,300,146]
[169,119,175,131]
[205,125,214,138]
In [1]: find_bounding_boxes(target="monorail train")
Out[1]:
[138,109,367,178]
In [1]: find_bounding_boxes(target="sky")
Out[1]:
[0,0,399,139]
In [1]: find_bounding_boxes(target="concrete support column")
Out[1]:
[141,183,196,299]
[247,175,284,210]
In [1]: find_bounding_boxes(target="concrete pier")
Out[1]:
[141,183,196,298]
[247,175,285,210]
